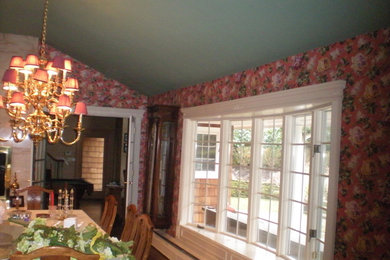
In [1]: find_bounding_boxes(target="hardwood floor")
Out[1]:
[79,199,102,224]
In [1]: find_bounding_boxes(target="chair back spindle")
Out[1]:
[16,186,53,210]
[100,194,118,234]
[121,204,138,242]
[132,214,154,260]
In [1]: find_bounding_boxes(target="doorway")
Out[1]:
[33,106,144,228]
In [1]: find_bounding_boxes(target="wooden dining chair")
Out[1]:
[100,194,118,235]
[16,186,53,210]
[132,214,154,260]
[120,204,138,242]
[10,246,99,260]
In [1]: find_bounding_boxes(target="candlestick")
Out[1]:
[58,189,62,210]
[49,191,54,206]
[70,188,74,213]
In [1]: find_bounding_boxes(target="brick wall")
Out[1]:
[82,138,104,191]
[193,178,219,224]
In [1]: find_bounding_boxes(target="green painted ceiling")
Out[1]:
[1,0,389,96]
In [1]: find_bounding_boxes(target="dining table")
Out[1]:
[0,208,103,259]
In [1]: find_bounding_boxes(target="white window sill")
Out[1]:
[176,225,284,260]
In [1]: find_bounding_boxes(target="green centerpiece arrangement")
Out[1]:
[15,218,135,260]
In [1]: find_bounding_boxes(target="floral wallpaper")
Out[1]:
[46,46,149,209]
[149,28,390,259]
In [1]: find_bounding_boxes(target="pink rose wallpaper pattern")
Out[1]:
[46,45,150,209]
[149,28,390,259]
[46,26,389,259]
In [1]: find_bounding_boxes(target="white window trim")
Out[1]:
[178,80,344,260]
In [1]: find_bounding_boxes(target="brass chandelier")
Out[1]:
[0,0,87,145]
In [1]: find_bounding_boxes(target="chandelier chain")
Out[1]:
[40,0,50,60]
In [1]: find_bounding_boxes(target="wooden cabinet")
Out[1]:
[144,105,179,229]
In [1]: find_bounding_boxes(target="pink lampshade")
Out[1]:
[52,56,65,69]
[65,78,79,91]
[10,92,25,107]
[64,59,72,71]
[2,69,18,84]
[33,69,49,82]
[45,61,58,75]
[57,95,71,110]
[9,56,24,69]
[74,102,87,115]
[24,54,39,68]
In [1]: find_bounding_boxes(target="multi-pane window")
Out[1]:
[195,134,216,171]
[192,121,220,228]
[256,117,283,250]
[180,81,343,260]
[285,113,312,259]
[225,120,252,237]
[184,107,336,259]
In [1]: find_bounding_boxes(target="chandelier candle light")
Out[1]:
[0,0,87,145]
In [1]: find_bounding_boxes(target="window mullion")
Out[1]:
[178,119,196,227]
[278,115,291,255]
[216,120,230,233]
[306,110,320,259]
[247,118,261,242]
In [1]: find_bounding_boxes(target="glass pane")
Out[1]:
[320,209,327,241]
[320,176,329,208]
[303,174,309,203]
[259,197,270,220]
[237,212,248,237]
[291,145,304,172]
[260,169,271,191]
[301,206,308,233]
[320,144,330,176]
[231,121,252,142]
[292,116,305,143]
[287,229,300,259]
[322,110,332,142]
[261,145,273,168]
[271,171,281,197]
[293,115,312,144]
[262,118,283,144]
[227,188,238,212]
[261,144,282,169]
[299,234,307,259]
[270,199,279,223]
[290,201,302,231]
[205,205,216,228]
[291,173,303,202]
[230,143,240,166]
[238,166,250,184]
[226,211,238,235]
[193,182,206,204]
[319,241,325,259]
[268,222,278,249]
[257,219,268,244]
[191,203,204,225]
[206,184,218,208]
[238,196,248,214]
[304,145,311,173]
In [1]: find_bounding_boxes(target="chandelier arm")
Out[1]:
[60,114,84,146]
[46,129,60,144]
[11,127,27,143]
[0,137,9,142]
